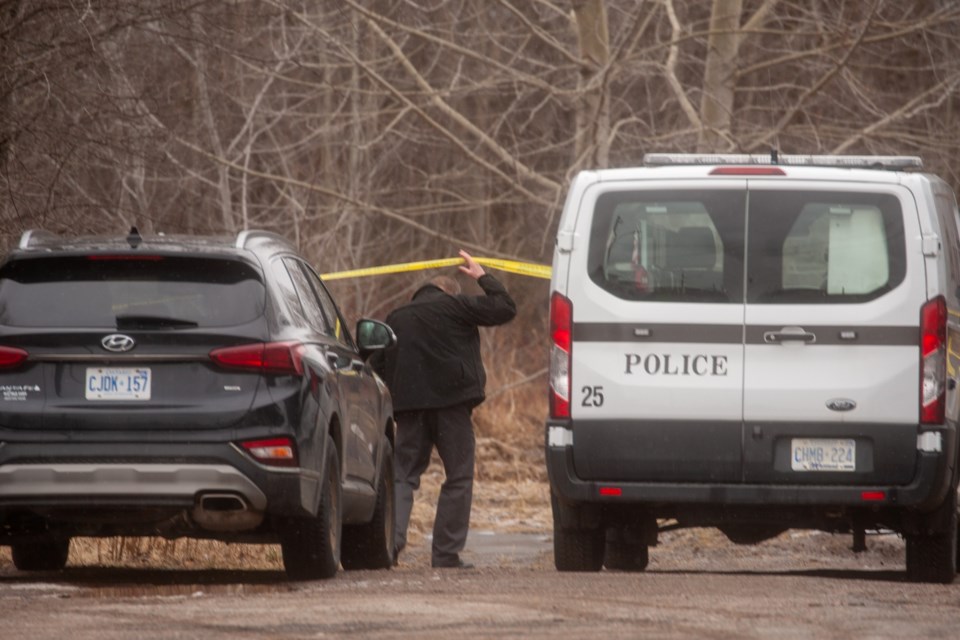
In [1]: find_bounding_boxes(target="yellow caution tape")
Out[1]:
[473,258,552,280]
[321,257,552,281]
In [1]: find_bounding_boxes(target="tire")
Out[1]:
[341,439,396,570]
[905,488,958,584]
[552,494,603,572]
[11,538,70,571]
[281,434,342,580]
[603,529,649,572]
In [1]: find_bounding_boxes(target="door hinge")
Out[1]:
[922,234,941,257]
[556,230,576,253]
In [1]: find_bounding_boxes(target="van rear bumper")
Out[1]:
[546,422,953,511]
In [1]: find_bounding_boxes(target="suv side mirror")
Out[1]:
[356,318,396,357]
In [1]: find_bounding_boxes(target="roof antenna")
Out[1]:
[127,226,142,249]
[770,148,779,165]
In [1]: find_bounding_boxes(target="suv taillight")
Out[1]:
[549,292,572,419]
[0,346,29,369]
[210,341,305,376]
[920,296,946,425]
[239,437,298,468]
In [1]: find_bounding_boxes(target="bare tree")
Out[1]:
[3,0,960,439]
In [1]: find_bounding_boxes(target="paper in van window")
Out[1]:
[827,207,888,294]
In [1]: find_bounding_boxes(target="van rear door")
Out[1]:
[742,181,924,485]
[568,181,747,482]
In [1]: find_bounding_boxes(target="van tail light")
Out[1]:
[239,437,298,468]
[920,296,946,425]
[550,292,572,419]
[0,346,29,369]
[210,341,305,376]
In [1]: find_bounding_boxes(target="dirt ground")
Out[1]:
[1,463,959,639]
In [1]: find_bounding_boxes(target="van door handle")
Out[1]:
[763,327,816,344]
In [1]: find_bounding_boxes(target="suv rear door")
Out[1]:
[569,180,748,482]
[742,181,924,484]
[0,254,269,432]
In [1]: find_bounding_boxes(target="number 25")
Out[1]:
[581,385,604,407]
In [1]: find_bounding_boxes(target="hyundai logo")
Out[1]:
[826,398,857,412]
[101,334,136,353]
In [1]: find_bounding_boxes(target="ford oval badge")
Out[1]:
[826,398,857,412]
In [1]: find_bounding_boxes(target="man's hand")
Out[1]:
[458,250,485,280]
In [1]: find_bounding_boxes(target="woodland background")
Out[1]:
[3,0,960,454]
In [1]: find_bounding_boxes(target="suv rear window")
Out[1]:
[0,256,265,327]
[588,188,905,304]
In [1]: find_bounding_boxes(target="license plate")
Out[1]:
[791,438,855,472]
[85,367,151,401]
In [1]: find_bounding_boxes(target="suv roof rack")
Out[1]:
[643,153,923,171]
[18,229,58,249]
[235,229,290,250]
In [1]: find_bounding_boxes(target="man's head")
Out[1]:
[429,275,461,296]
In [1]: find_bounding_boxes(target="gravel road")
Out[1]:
[1,524,958,639]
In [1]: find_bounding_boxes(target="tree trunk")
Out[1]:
[571,0,611,169]
[697,0,742,152]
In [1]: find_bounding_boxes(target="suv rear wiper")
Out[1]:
[115,314,199,330]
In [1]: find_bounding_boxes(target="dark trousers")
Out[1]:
[394,403,475,564]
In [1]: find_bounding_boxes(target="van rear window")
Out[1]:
[0,256,265,327]
[746,191,905,303]
[587,189,747,302]
[588,188,906,304]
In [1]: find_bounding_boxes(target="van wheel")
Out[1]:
[11,537,70,571]
[281,434,342,580]
[905,488,957,584]
[603,528,649,572]
[551,494,603,571]
[342,439,396,570]
[554,527,604,572]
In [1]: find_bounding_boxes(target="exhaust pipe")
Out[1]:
[191,493,263,532]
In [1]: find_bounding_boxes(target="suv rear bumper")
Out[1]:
[0,437,320,534]
[546,422,953,511]
[0,463,268,509]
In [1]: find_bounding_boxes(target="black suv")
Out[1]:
[0,228,397,580]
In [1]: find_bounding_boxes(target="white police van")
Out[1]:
[546,153,960,582]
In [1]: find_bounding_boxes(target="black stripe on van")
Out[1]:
[574,323,917,346]
[573,323,742,343]
[744,325,917,346]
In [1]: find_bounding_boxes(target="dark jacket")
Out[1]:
[375,274,517,412]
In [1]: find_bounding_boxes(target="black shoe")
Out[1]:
[431,557,474,569]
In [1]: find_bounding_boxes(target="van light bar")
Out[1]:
[643,153,923,170]
[599,487,622,497]
[860,491,886,502]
